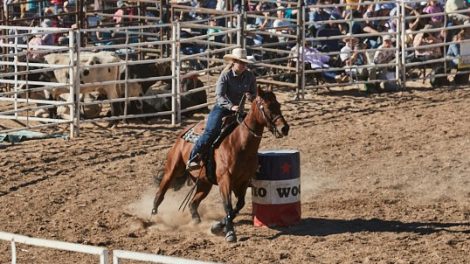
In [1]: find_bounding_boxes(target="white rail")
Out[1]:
[113,249,218,264]
[0,231,108,264]
[0,231,220,264]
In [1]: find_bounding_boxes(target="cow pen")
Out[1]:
[2,0,470,138]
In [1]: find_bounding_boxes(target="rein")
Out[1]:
[256,99,284,138]
[236,94,263,138]
[236,95,284,138]
[241,119,263,138]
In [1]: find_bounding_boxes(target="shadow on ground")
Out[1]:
[237,217,470,239]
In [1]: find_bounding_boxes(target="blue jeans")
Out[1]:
[189,105,231,160]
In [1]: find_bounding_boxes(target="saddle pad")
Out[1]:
[182,127,201,144]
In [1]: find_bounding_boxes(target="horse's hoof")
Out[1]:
[151,208,158,215]
[210,221,225,236]
[191,217,201,225]
[225,231,237,243]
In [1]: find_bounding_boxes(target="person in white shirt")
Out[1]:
[445,0,469,25]
[271,6,293,47]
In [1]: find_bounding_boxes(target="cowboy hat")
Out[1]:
[223,48,254,64]
[382,34,392,41]
[342,33,358,43]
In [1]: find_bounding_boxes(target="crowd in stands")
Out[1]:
[2,0,470,89]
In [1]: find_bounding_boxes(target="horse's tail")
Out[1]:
[153,168,189,191]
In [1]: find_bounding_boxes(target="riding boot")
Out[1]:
[186,153,202,170]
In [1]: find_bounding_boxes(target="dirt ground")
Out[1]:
[1,85,470,264]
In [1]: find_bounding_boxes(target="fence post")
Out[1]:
[70,29,80,138]
[296,2,305,100]
[237,12,243,47]
[171,21,182,125]
[400,1,407,89]
[13,28,18,119]
[11,238,16,264]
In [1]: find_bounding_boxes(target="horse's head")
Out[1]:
[254,87,289,138]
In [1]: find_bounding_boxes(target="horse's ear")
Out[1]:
[267,84,273,92]
[257,86,265,97]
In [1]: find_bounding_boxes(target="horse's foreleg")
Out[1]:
[233,184,249,216]
[189,181,212,224]
[211,184,247,234]
[218,176,237,242]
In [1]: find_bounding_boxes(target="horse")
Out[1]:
[151,86,289,242]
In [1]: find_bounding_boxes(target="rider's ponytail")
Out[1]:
[223,62,234,73]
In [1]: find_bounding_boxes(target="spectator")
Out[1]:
[310,0,331,34]
[40,19,56,45]
[343,0,360,18]
[26,0,40,17]
[113,2,126,24]
[290,43,337,83]
[362,3,393,49]
[338,33,369,82]
[270,6,293,46]
[315,14,343,52]
[423,0,444,27]
[95,18,113,45]
[373,34,397,90]
[50,0,64,14]
[373,35,395,65]
[413,24,443,60]
[113,1,136,25]
[448,30,463,68]
[207,17,223,43]
[413,24,447,86]
[445,0,469,25]
[27,28,45,61]
[59,1,76,28]
[290,43,330,69]
[447,30,470,84]
[253,3,272,45]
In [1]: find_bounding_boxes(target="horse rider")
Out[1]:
[187,47,257,170]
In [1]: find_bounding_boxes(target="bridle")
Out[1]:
[236,94,285,138]
[256,98,285,138]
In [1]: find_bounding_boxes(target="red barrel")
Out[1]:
[252,150,301,227]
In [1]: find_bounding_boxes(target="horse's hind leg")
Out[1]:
[189,181,212,224]
[152,143,186,215]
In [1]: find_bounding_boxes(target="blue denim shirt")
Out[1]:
[215,68,257,110]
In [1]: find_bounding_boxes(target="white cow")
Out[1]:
[44,51,144,119]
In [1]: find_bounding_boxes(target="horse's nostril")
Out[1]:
[281,125,289,136]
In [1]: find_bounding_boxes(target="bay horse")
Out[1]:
[151,87,289,242]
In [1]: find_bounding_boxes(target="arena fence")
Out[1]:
[0,231,217,264]
[113,249,218,264]
[2,0,470,137]
[0,231,108,264]
[0,26,77,135]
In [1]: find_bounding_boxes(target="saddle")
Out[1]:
[181,112,247,184]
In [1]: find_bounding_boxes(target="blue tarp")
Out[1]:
[0,130,68,144]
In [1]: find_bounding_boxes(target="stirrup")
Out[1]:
[186,160,201,171]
